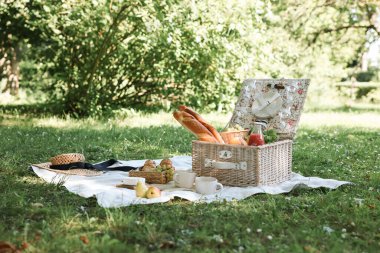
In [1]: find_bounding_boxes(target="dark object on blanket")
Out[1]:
[32,153,137,177]
[115,184,136,190]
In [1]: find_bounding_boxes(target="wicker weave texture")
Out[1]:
[33,162,102,176]
[220,130,249,144]
[192,140,292,186]
[256,140,292,185]
[129,170,168,184]
[50,153,85,165]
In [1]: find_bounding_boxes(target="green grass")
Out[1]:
[0,111,380,252]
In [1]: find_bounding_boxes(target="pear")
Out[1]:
[135,181,148,198]
[145,186,161,199]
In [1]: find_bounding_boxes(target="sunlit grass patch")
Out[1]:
[300,112,380,129]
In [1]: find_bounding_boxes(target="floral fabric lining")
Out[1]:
[229,79,310,140]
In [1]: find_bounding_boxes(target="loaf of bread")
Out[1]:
[178,105,224,144]
[173,111,218,143]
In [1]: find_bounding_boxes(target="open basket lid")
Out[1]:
[228,78,310,140]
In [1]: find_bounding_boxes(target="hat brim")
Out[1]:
[32,162,103,176]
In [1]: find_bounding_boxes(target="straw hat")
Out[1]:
[32,153,103,176]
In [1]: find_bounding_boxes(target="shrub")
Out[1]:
[2,0,378,116]
[2,0,271,116]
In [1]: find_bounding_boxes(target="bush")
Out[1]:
[354,69,378,82]
[365,88,380,103]
[2,0,377,116]
[2,0,272,116]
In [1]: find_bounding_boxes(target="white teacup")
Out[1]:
[174,171,197,189]
[195,177,223,195]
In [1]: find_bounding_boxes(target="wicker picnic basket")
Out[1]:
[192,79,310,186]
[128,170,169,184]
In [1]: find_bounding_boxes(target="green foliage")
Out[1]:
[355,71,376,82]
[364,87,380,103]
[353,68,379,82]
[1,0,271,115]
[1,0,379,116]
[263,129,278,143]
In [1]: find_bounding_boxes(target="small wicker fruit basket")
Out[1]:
[192,79,309,186]
[129,170,169,184]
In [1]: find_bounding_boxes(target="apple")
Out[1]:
[135,181,148,198]
[145,186,161,199]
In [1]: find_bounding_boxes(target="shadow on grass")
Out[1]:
[0,103,60,117]
[0,122,193,178]
[0,102,169,118]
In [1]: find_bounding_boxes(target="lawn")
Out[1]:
[0,108,379,252]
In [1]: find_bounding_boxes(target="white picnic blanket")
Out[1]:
[30,156,351,207]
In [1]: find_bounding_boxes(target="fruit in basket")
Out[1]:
[142,160,156,172]
[155,165,163,172]
[160,158,173,168]
[156,158,175,181]
[135,181,148,197]
[165,167,175,181]
[146,186,161,199]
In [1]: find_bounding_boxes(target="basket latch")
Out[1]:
[219,150,232,159]
[205,159,247,170]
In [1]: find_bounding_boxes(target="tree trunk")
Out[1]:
[9,46,19,96]
[1,45,19,96]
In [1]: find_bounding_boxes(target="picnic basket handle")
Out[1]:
[204,159,247,170]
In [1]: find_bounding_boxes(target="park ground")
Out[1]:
[0,104,379,252]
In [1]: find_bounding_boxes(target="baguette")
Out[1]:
[178,105,224,144]
[173,111,218,143]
